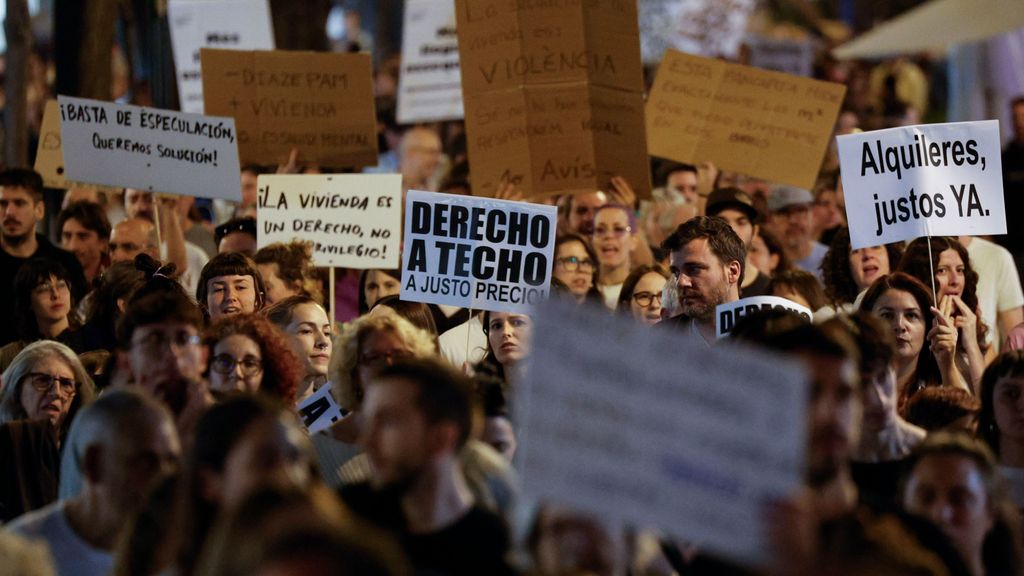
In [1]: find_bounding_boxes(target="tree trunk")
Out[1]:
[4,0,31,168]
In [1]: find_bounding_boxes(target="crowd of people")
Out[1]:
[2,10,1024,575]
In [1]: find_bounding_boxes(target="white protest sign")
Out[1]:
[256,174,401,269]
[639,0,756,64]
[401,190,557,314]
[58,95,241,200]
[745,35,815,77]
[520,299,808,567]
[837,120,1005,250]
[167,0,275,114]
[397,0,463,124]
[297,382,346,434]
[715,296,813,339]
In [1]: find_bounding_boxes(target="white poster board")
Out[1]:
[520,299,808,567]
[58,95,241,200]
[297,382,346,434]
[715,296,813,339]
[397,0,464,124]
[256,174,402,268]
[167,0,275,114]
[639,0,756,64]
[745,35,815,77]
[400,190,557,314]
[837,120,1005,250]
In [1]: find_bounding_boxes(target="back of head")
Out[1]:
[371,295,439,338]
[840,310,897,376]
[904,386,980,432]
[253,241,321,302]
[375,358,475,449]
[769,269,828,311]
[116,255,202,349]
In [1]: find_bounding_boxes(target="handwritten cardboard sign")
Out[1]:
[400,190,557,314]
[167,0,275,114]
[520,299,808,567]
[34,100,118,192]
[297,381,346,434]
[397,0,464,124]
[715,296,813,339]
[256,174,401,268]
[201,49,378,168]
[455,0,651,199]
[57,95,241,200]
[639,0,756,64]
[646,50,846,190]
[837,120,1005,249]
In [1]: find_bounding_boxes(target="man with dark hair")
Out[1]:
[660,216,744,343]
[705,187,771,297]
[342,358,513,576]
[658,162,699,205]
[0,169,87,347]
[58,201,111,285]
[215,217,257,256]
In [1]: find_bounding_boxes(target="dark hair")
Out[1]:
[661,216,746,282]
[654,162,697,188]
[215,217,257,246]
[58,200,112,240]
[116,255,202,349]
[898,236,987,348]
[0,168,43,200]
[14,258,78,340]
[756,228,791,275]
[729,308,810,345]
[840,310,897,376]
[554,233,602,303]
[737,314,857,368]
[196,252,267,318]
[84,261,147,350]
[475,374,509,419]
[978,351,1024,456]
[371,295,439,347]
[253,241,322,303]
[616,264,669,314]
[375,358,475,448]
[904,386,980,432]
[358,269,401,314]
[821,227,904,306]
[770,269,828,311]
[202,315,304,405]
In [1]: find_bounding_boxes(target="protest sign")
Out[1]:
[455,0,651,199]
[745,35,815,78]
[400,190,557,314]
[520,299,808,567]
[297,382,346,434]
[167,0,274,114]
[256,174,401,269]
[639,0,756,64]
[646,50,846,190]
[201,49,378,168]
[57,95,241,200]
[34,99,118,192]
[837,120,1005,250]
[397,0,463,124]
[715,296,813,339]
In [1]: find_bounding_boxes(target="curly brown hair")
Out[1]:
[821,227,904,307]
[202,314,304,405]
[253,241,322,304]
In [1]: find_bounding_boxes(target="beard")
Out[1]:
[679,281,729,322]
[2,227,32,247]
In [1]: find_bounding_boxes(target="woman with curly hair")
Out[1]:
[202,314,304,405]
[899,236,991,392]
[253,241,322,305]
[820,227,903,315]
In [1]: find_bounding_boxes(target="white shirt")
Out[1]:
[7,501,113,576]
[439,315,488,370]
[966,237,1024,345]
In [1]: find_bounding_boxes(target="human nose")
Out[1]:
[676,273,692,289]
[927,499,954,527]
[314,330,330,349]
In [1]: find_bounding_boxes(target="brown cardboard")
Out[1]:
[34,99,118,193]
[201,49,378,168]
[456,0,651,198]
[646,50,846,189]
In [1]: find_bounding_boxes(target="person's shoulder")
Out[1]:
[658,314,693,330]
[6,500,65,537]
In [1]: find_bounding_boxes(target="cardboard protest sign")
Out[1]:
[520,299,808,567]
[256,174,401,268]
[639,0,757,64]
[34,100,118,192]
[397,0,463,124]
[455,0,651,199]
[837,120,1005,250]
[401,190,557,313]
[646,50,846,190]
[745,35,815,78]
[715,296,813,339]
[297,382,346,434]
[167,0,275,114]
[201,49,378,168]
[57,95,241,200]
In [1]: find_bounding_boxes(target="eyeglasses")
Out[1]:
[556,256,595,273]
[32,281,69,296]
[24,372,76,395]
[132,331,201,353]
[210,354,263,376]
[593,225,631,238]
[632,291,663,308]
[358,349,411,369]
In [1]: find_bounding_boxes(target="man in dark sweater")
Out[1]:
[0,169,86,346]
[341,358,513,576]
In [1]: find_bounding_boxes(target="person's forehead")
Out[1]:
[290,302,328,324]
[62,218,98,234]
[713,207,749,223]
[594,207,628,225]
[804,353,857,391]
[668,170,697,183]
[366,375,420,406]
[572,192,606,209]
[113,222,147,241]
[674,237,717,262]
[913,453,983,486]
[209,274,254,286]
[938,249,963,264]
[557,240,587,256]
[125,189,152,202]
[0,186,34,201]
[31,354,74,375]
[136,321,199,337]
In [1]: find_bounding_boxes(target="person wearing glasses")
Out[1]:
[592,204,639,310]
[552,233,601,305]
[202,314,303,404]
[616,264,670,326]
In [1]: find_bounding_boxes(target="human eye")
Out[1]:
[510,317,528,328]
[367,282,379,291]
[489,320,503,331]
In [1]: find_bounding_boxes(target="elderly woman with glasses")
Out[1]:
[201,314,303,404]
[0,340,96,439]
[616,264,670,326]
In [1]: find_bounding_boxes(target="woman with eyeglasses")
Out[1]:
[552,233,602,305]
[616,264,670,326]
[202,314,303,404]
[0,341,96,521]
[591,205,639,309]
